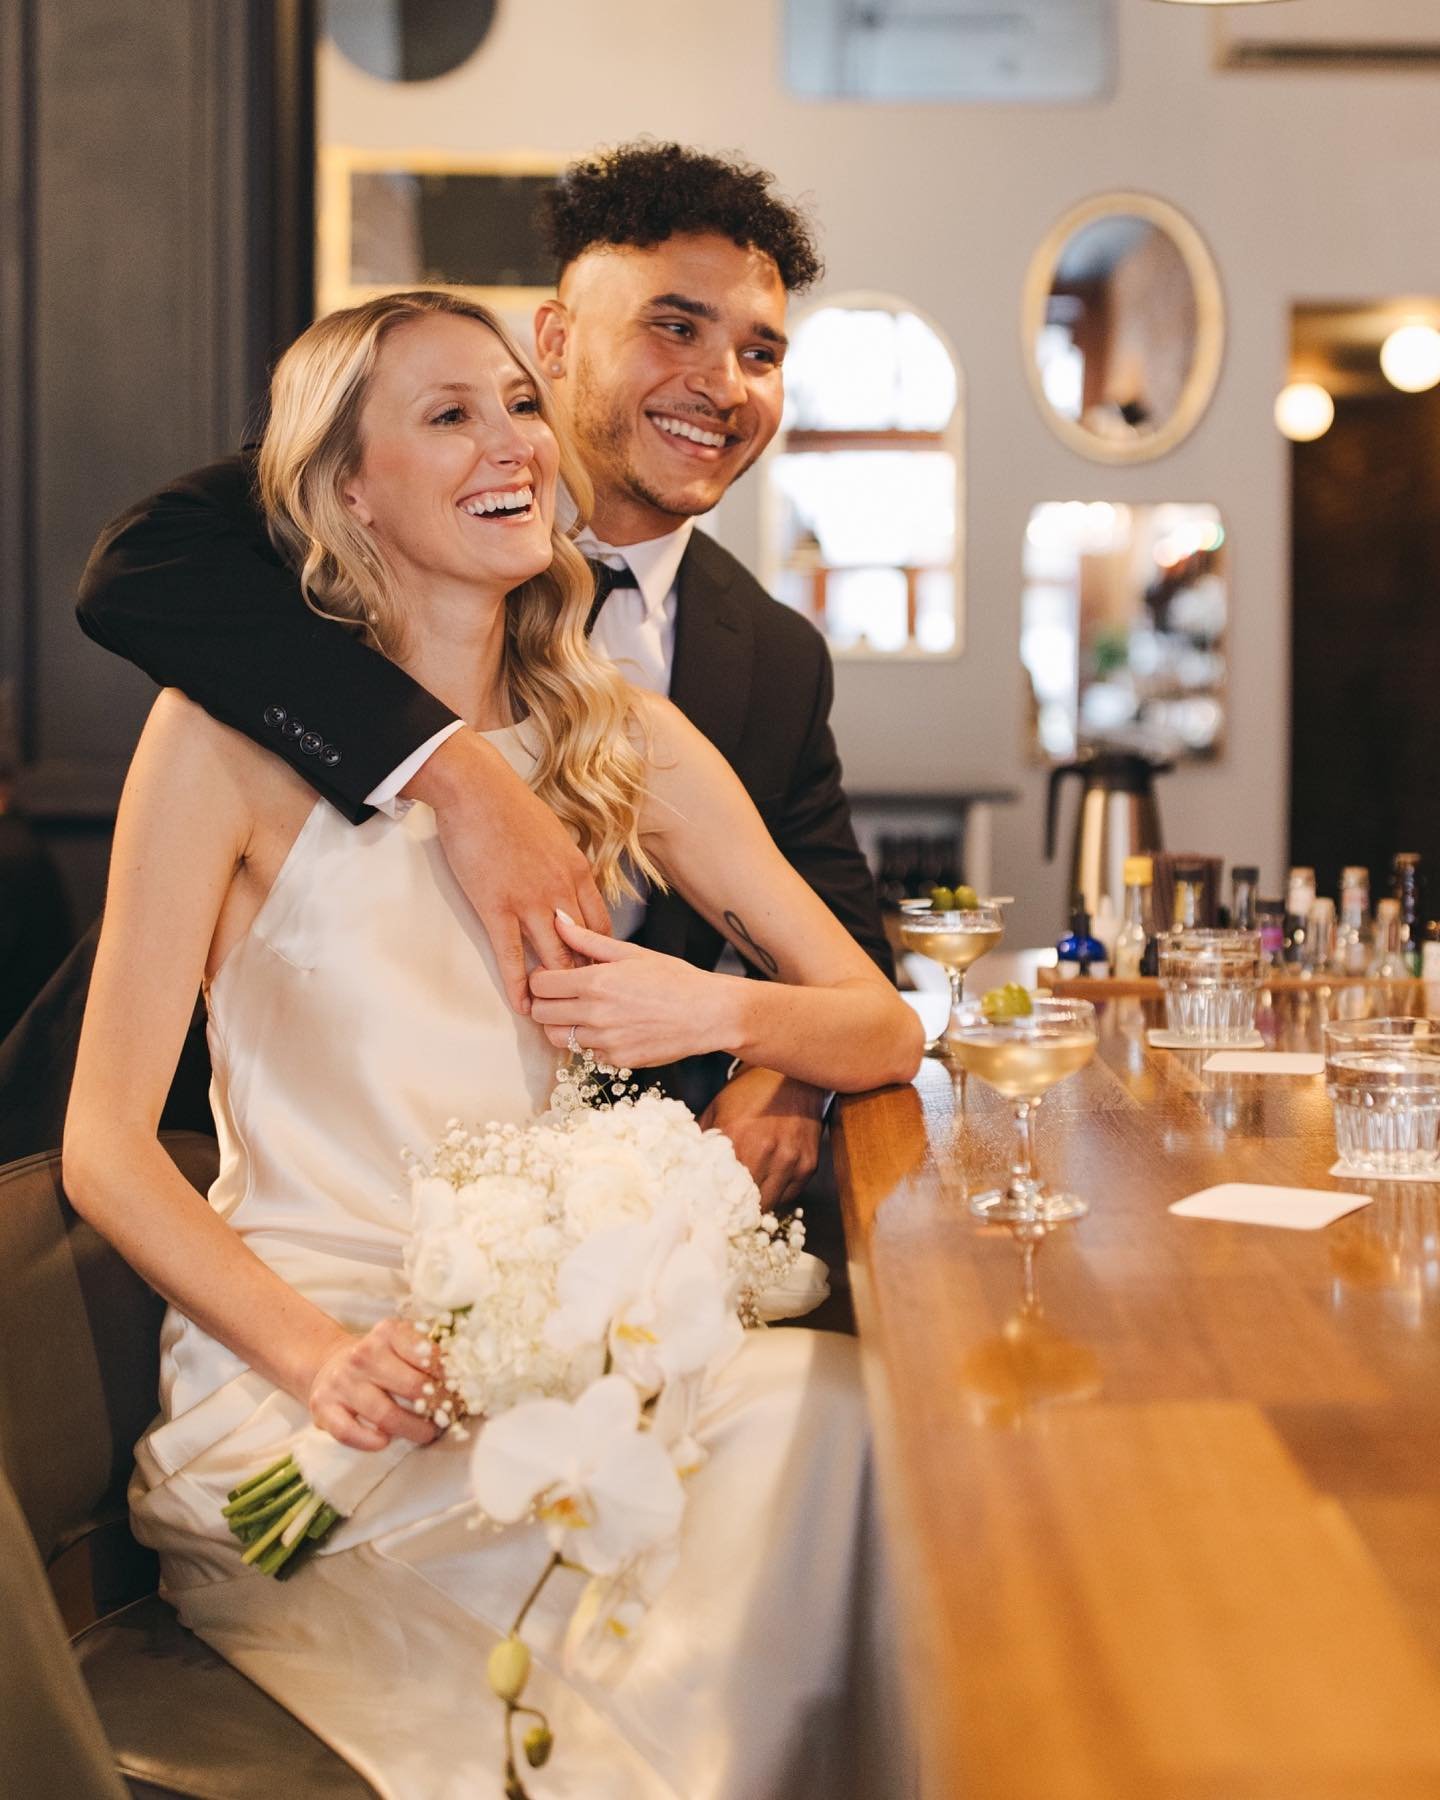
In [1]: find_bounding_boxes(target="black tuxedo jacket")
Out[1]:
[64,456,890,1119]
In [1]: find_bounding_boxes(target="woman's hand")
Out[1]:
[307,1318,444,1452]
[528,910,739,1069]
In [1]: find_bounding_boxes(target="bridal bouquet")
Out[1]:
[222,1058,814,1793]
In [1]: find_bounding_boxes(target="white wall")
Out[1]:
[321,2,1440,946]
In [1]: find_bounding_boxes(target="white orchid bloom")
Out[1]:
[608,1234,742,1398]
[470,1375,684,1574]
[544,1198,689,1352]
[563,1541,681,1676]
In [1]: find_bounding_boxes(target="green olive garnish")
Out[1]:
[981,983,1033,1021]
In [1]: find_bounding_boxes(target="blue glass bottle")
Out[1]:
[1055,897,1108,979]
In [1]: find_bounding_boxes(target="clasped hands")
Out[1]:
[531,912,824,1209]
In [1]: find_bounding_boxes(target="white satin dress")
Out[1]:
[130,723,913,1800]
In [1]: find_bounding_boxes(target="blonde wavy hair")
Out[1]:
[258,289,659,903]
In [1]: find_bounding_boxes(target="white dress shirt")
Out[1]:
[364,520,694,813]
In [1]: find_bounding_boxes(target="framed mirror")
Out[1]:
[1022,193,1224,464]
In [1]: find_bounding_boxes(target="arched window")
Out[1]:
[764,296,963,656]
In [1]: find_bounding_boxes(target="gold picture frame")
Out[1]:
[1020,190,1225,467]
[317,146,569,320]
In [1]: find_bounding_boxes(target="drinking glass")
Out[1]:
[1324,1017,1440,1175]
[949,997,1098,1224]
[898,900,1004,1057]
[1159,929,1262,1044]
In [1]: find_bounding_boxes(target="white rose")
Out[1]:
[410,1224,493,1311]
[412,1175,461,1233]
[560,1143,657,1237]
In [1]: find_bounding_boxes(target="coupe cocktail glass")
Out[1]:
[898,900,1004,1057]
[950,997,1098,1224]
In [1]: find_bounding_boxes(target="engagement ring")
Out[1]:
[567,1025,582,1057]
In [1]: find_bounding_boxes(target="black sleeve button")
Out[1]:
[263,705,287,729]
[320,745,342,767]
[300,731,324,756]
[281,718,304,740]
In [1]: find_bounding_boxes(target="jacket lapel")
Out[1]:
[667,534,752,762]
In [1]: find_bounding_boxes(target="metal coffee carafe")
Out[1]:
[1045,751,1170,919]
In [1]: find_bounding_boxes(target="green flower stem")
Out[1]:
[223,1458,301,1514]
[307,1503,340,1540]
[240,1492,313,1566]
[226,1455,294,1502]
[227,1481,306,1532]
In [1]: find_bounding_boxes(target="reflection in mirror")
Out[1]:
[1022,502,1227,763]
[1024,194,1223,463]
[325,0,498,82]
[765,299,962,656]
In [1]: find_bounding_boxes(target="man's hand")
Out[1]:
[700,1066,825,1211]
[406,730,611,1014]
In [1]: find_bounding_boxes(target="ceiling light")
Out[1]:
[1379,324,1440,394]
[1274,382,1335,443]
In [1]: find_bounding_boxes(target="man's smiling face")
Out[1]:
[538,232,789,543]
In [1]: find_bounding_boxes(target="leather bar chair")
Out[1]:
[0,1135,377,1797]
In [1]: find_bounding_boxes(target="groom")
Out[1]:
[72,141,891,1206]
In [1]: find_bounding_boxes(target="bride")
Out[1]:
[63,290,923,1799]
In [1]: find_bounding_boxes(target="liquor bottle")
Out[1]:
[1230,865,1259,932]
[1393,852,1423,976]
[1257,898,1286,971]
[1304,897,1337,976]
[1284,866,1317,966]
[1368,898,1408,981]
[1113,855,1154,980]
[1336,866,1371,975]
[1055,898,1108,979]
[1171,859,1206,930]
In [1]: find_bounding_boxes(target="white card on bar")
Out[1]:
[1202,1051,1324,1075]
[1170,1182,1372,1230]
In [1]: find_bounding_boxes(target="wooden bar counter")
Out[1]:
[833,986,1440,1799]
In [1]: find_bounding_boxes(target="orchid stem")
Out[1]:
[513,1551,564,1637]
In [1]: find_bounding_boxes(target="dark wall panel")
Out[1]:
[1289,388,1440,905]
[0,0,313,930]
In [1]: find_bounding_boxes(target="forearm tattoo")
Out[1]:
[723,910,779,976]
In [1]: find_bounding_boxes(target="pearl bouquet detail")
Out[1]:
[220,1058,820,1796]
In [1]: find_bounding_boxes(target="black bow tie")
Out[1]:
[585,560,638,634]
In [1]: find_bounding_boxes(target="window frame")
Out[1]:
[760,291,966,662]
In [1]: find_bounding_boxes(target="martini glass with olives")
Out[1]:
[898,886,1004,1058]
[950,990,1097,1225]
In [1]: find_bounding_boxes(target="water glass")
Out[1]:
[1159,929,1261,1044]
[1324,1017,1440,1175]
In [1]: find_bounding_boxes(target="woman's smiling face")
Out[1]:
[345,311,560,597]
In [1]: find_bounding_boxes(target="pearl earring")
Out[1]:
[550,363,562,375]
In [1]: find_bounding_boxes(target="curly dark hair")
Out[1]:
[540,141,822,293]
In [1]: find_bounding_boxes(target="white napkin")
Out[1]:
[901,988,951,1042]
[1169,1182,1372,1230]
[1202,1051,1324,1075]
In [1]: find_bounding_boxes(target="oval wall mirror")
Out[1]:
[325,0,498,83]
[1022,192,1224,464]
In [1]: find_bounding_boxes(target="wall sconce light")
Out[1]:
[1274,382,1335,443]
[1379,324,1440,395]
